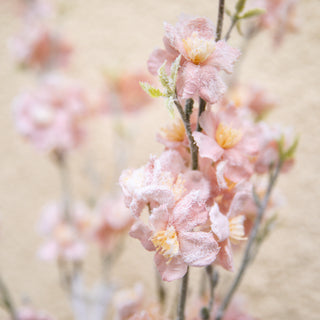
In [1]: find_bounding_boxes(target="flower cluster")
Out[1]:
[120,15,296,283]
[13,73,88,153]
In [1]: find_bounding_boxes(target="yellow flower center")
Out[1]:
[159,173,186,202]
[215,123,242,149]
[160,119,186,142]
[229,215,247,244]
[182,31,216,64]
[151,226,179,261]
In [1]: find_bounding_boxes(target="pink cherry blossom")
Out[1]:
[17,306,56,320]
[93,194,134,253]
[114,283,144,320]
[13,73,88,153]
[209,191,251,271]
[193,107,259,182]
[9,24,72,71]
[147,16,240,104]
[254,123,295,174]
[119,150,187,217]
[255,0,299,45]
[37,201,91,262]
[98,71,153,115]
[226,84,276,118]
[213,297,259,320]
[130,187,218,281]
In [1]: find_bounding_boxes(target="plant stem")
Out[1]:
[207,265,219,316]
[215,160,283,320]
[216,0,225,41]
[224,17,237,41]
[197,98,207,132]
[156,269,166,312]
[174,99,198,170]
[55,151,72,221]
[177,268,189,320]
[0,275,18,320]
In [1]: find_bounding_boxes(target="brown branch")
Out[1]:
[216,0,225,41]
[215,160,283,320]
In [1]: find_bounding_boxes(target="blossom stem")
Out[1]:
[207,265,219,316]
[174,99,198,170]
[196,98,207,132]
[177,268,189,320]
[156,269,166,311]
[224,17,237,41]
[215,160,283,320]
[0,275,18,320]
[216,0,225,41]
[174,96,199,319]
[54,151,72,222]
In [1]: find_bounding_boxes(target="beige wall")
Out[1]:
[0,0,319,319]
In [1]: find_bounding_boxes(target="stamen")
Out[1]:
[215,123,243,149]
[229,215,247,244]
[183,31,216,64]
[160,119,186,142]
[151,226,179,262]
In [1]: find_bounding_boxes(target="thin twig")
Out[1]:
[55,151,72,221]
[177,268,189,320]
[156,270,166,312]
[215,160,283,320]
[201,266,219,320]
[174,99,198,170]
[197,98,207,132]
[224,17,237,41]
[216,0,225,41]
[0,275,18,320]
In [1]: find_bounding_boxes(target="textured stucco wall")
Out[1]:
[0,0,319,319]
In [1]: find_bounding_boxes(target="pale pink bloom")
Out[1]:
[211,299,258,320]
[128,305,167,320]
[209,191,251,271]
[114,283,144,320]
[130,188,218,281]
[255,123,295,174]
[9,24,72,71]
[147,16,240,104]
[97,71,152,115]
[226,84,276,118]
[13,73,88,153]
[114,71,153,114]
[93,194,134,253]
[119,150,187,217]
[193,108,259,182]
[16,0,53,22]
[17,306,55,320]
[37,201,90,261]
[255,0,299,45]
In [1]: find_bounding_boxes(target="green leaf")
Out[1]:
[158,61,170,90]
[236,20,243,36]
[139,82,164,98]
[240,8,265,19]
[284,136,299,159]
[166,96,175,117]
[170,55,181,88]
[235,0,247,13]
[225,8,233,17]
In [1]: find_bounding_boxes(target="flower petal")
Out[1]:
[154,252,187,282]
[129,221,155,251]
[209,203,230,242]
[179,231,219,267]
[209,40,241,73]
[193,131,224,162]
